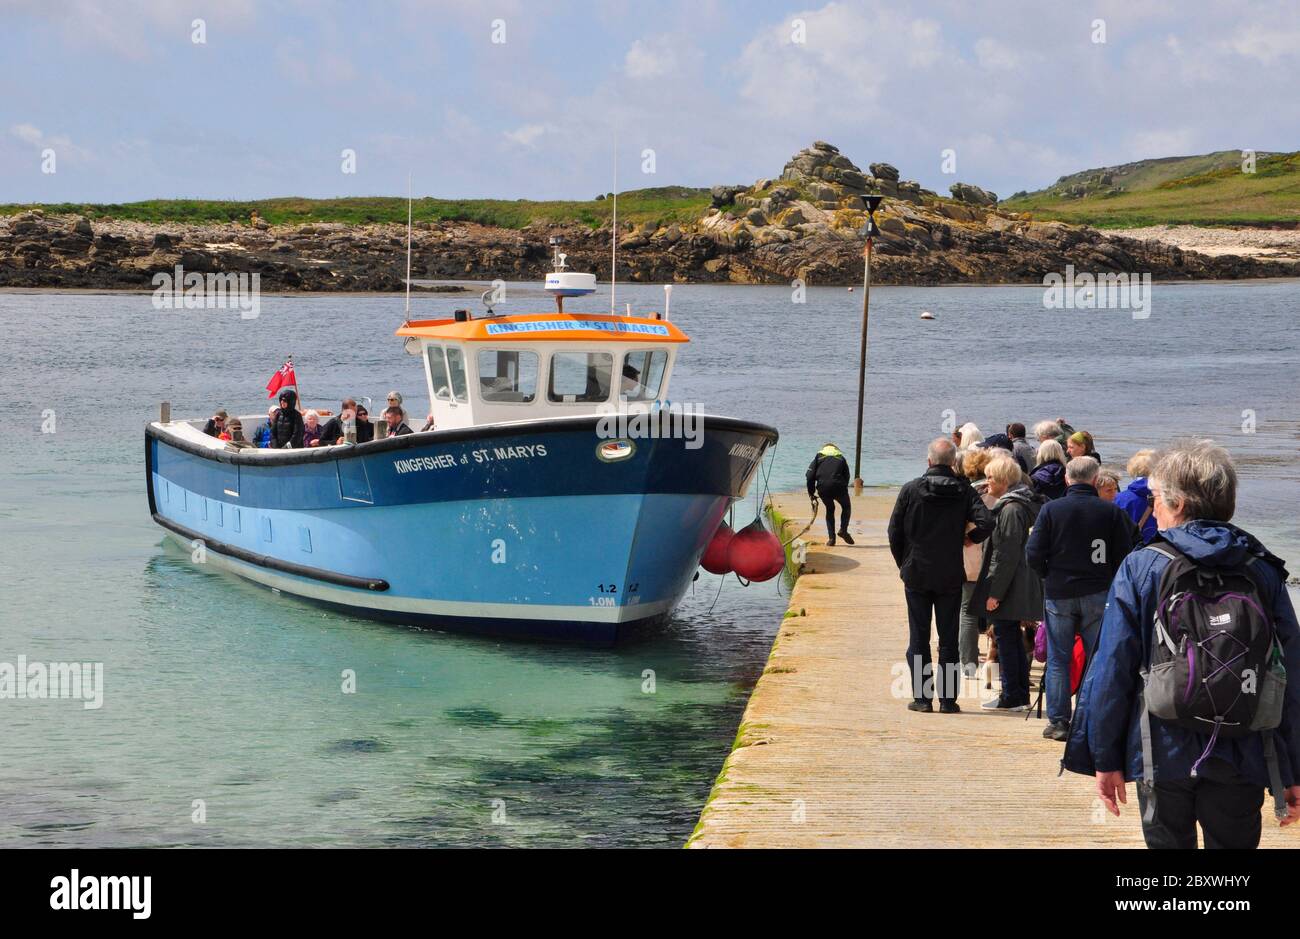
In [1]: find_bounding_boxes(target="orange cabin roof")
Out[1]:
[396,312,689,344]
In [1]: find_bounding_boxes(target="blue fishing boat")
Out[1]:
[145,253,778,643]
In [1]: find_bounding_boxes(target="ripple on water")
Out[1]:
[324,738,393,754]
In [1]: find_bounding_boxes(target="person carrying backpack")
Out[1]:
[1062,442,1300,848]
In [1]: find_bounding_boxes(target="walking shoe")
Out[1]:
[980,697,1029,712]
[827,533,836,547]
[838,529,855,545]
[907,700,933,713]
[939,701,961,714]
[1043,722,1070,741]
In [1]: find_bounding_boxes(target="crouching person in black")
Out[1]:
[806,443,853,546]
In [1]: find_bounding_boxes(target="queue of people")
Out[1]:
[884,422,1300,847]
[202,388,420,450]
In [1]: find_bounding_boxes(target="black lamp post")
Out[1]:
[852,194,884,494]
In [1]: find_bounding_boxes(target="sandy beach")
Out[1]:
[1106,225,1300,262]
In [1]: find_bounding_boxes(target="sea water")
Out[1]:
[1,279,1295,846]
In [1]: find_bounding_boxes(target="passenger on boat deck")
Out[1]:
[252,406,276,448]
[270,389,304,449]
[202,409,228,437]
[420,413,436,432]
[354,405,375,443]
[620,363,644,399]
[225,419,254,449]
[386,391,409,424]
[318,398,355,445]
[302,410,323,448]
[384,405,413,437]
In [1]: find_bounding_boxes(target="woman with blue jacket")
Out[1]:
[1114,449,1159,544]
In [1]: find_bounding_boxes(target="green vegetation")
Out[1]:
[0,186,712,230]
[1003,151,1300,227]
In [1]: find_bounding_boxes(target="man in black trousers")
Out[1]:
[888,438,995,713]
[806,442,854,546]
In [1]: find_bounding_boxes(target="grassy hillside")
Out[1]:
[1002,151,1300,227]
[0,186,712,230]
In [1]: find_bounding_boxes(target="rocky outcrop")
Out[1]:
[950,182,998,206]
[0,210,475,291]
[1,142,1291,290]
[710,184,745,208]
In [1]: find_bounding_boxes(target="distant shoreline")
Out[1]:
[3,203,1294,293]
[5,275,1300,298]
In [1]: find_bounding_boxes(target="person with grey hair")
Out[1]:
[1063,442,1300,847]
[1094,467,1121,502]
[1032,420,1060,444]
[888,437,995,713]
[1026,456,1138,740]
[1030,439,1068,500]
[969,456,1044,711]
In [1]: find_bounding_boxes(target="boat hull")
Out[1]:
[146,415,777,643]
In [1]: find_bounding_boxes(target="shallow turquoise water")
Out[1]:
[1,279,1296,846]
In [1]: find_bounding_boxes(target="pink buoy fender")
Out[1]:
[700,521,735,575]
[727,518,786,582]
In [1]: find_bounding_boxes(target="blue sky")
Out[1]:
[1,0,1297,203]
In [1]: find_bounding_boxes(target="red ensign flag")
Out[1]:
[266,359,297,398]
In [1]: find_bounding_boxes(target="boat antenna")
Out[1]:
[550,235,565,314]
[403,172,413,325]
[610,133,617,315]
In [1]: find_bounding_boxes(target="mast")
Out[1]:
[610,134,617,315]
[403,173,413,324]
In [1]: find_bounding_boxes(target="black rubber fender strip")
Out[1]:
[152,513,390,592]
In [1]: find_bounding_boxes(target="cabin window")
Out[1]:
[548,351,612,403]
[426,345,452,401]
[477,349,538,403]
[620,350,668,401]
[445,346,469,403]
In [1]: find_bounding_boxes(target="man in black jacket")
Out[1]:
[806,443,853,546]
[888,438,996,713]
[1026,456,1138,739]
[270,389,304,449]
[383,406,413,437]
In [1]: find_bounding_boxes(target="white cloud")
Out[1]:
[1131,128,1197,159]
[11,123,44,145]
[1221,24,1300,65]
[974,37,1020,71]
[4,0,256,60]
[275,38,357,87]
[625,36,678,79]
[504,123,555,148]
[8,123,93,161]
[736,3,949,121]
